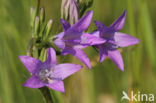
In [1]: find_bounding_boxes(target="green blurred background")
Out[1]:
[0,0,156,103]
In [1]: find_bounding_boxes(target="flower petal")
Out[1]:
[19,56,42,74]
[81,33,106,45]
[94,21,107,31]
[91,31,100,37]
[54,63,82,80]
[114,32,140,48]
[110,10,126,31]
[60,18,71,31]
[98,45,108,62]
[54,38,65,49]
[108,50,124,71]
[23,75,45,88]
[70,10,93,32]
[54,32,64,39]
[63,30,82,40]
[74,45,88,49]
[46,81,65,93]
[44,48,57,66]
[62,48,91,69]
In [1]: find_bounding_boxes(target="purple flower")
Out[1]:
[54,11,106,69]
[92,10,140,71]
[19,48,82,93]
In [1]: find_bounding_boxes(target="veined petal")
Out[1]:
[19,56,42,74]
[54,63,82,80]
[44,48,57,66]
[46,81,65,93]
[108,50,124,71]
[62,48,91,69]
[81,33,106,45]
[110,10,126,31]
[114,32,140,48]
[63,30,82,40]
[70,10,93,32]
[98,45,108,62]
[60,18,71,31]
[23,75,45,88]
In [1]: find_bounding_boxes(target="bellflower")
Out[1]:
[54,11,106,69]
[92,10,140,71]
[19,48,82,93]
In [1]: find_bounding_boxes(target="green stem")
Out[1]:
[39,87,54,103]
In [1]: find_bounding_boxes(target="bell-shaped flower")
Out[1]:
[92,10,140,71]
[54,11,106,69]
[19,48,82,93]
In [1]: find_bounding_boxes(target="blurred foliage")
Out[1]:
[0,0,156,103]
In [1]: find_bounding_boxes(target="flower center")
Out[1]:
[39,69,62,84]
[39,69,54,83]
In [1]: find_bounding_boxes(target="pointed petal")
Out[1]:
[60,18,71,31]
[81,33,106,45]
[44,48,57,66]
[70,10,93,32]
[54,63,82,80]
[62,48,91,69]
[98,45,108,62]
[108,50,124,71]
[114,32,140,48]
[110,10,127,31]
[46,81,65,93]
[23,75,45,88]
[19,56,42,74]
[94,21,107,31]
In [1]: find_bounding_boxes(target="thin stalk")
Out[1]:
[39,87,54,103]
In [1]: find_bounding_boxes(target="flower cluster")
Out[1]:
[19,1,139,93]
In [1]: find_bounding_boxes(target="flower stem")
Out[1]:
[39,87,54,103]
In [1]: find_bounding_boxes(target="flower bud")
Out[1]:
[30,7,36,28]
[42,19,53,40]
[40,8,45,24]
[34,16,40,37]
[46,19,53,36]
[61,0,80,25]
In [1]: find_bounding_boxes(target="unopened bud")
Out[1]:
[43,19,53,40]
[46,19,53,35]
[30,7,36,28]
[40,8,45,24]
[34,16,40,37]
